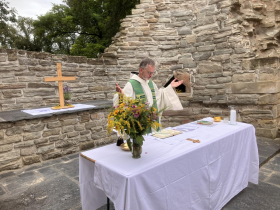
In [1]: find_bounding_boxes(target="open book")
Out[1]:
[152,129,182,139]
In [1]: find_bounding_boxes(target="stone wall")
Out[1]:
[0,108,117,172]
[1,0,280,141]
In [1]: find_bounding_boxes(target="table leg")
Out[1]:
[107,197,110,210]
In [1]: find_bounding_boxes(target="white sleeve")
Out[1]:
[154,82,183,111]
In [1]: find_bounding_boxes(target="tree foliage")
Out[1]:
[34,0,140,57]
[0,0,17,47]
[1,0,140,57]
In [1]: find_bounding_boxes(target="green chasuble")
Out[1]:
[129,79,159,132]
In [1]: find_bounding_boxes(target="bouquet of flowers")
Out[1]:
[107,94,164,151]
[63,85,71,100]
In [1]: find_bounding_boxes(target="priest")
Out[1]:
[113,58,184,112]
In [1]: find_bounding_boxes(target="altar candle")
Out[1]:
[230,108,236,124]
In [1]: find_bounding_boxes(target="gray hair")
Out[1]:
[139,58,155,69]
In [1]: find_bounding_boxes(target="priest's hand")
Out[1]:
[116,83,124,94]
[171,79,183,88]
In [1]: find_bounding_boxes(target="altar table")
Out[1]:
[79,120,259,210]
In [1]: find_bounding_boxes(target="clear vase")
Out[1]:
[65,99,72,106]
[132,139,142,159]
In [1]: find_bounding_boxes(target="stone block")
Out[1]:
[2,90,22,98]
[42,150,62,160]
[163,108,193,116]
[14,140,34,148]
[90,126,103,133]
[206,84,225,89]
[58,113,77,120]
[213,30,232,39]
[67,132,80,138]
[74,125,85,131]
[49,134,67,142]
[91,112,104,120]
[0,83,26,89]
[178,26,192,35]
[89,86,103,92]
[47,121,62,129]
[61,119,79,126]
[22,155,41,165]
[242,57,279,70]
[132,9,145,15]
[42,129,61,137]
[259,73,278,82]
[0,161,20,172]
[193,52,212,61]
[85,122,97,130]
[79,135,91,142]
[201,108,210,114]
[228,94,259,105]
[0,131,3,139]
[210,110,223,115]
[211,54,230,62]
[23,89,55,97]
[226,81,280,94]
[23,132,41,141]
[256,128,277,139]
[5,126,23,136]
[0,135,22,145]
[28,83,53,88]
[80,140,95,150]
[80,130,91,135]
[232,73,255,83]
[217,76,231,83]
[91,131,107,139]
[213,48,233,55]
[259,94,277,105]
[193,23,219,34]
[24,124,45,132]
[0,151,20,166]
[185,35,196,44]
[37,144,55,154]
[197,45,215,52]
[56,139,79,148]
[21,146,37,156]
[80,114,90,123]
[34,138,48,145]
[198,62,223,74]
[194,89,218,96]
[0,144,13,153]
[195,77,217,86]
[6,49,18,61]
[0,56,6,62]
[62,126,74,134]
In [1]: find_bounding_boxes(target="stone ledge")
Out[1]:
[0,100,112,123]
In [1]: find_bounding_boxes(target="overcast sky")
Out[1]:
[7,0,64,19]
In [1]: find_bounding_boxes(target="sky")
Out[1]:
[7,0,65,19]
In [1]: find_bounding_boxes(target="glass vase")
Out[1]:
[132,139,142,159]
[64,99,72,106]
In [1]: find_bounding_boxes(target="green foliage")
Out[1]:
[1,0,140,57]
[0,0,17,48]
[33,0,140,57]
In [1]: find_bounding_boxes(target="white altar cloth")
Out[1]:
[22,104,95,116]
[79,121,259,210]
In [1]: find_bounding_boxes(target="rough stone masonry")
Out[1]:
[1,0,280,171]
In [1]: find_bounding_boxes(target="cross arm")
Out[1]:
[44,77,76,82]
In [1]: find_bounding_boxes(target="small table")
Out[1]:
[79,121,259,210]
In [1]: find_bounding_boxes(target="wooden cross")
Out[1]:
[44,63,76,110]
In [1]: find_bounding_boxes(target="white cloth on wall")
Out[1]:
[79,121,259,210]
[113,74,183,111]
